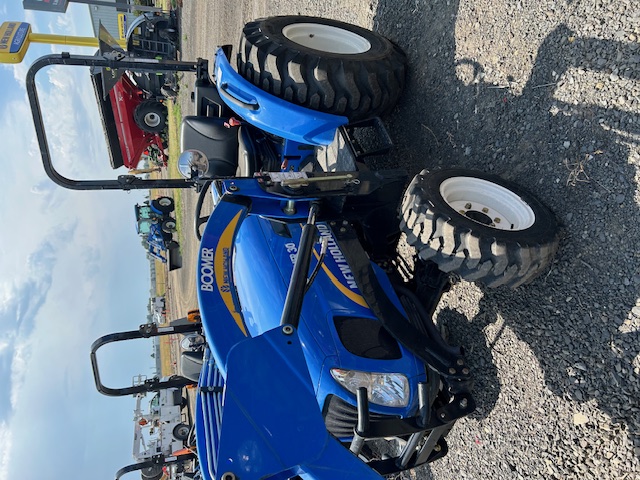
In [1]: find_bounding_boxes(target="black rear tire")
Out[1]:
[238,16,406,122]
[400,169,559,288]
[134,100,167,133]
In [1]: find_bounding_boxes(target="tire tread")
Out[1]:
[401,170,559,289]
[237,17,406,121]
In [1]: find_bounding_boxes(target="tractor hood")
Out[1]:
[197,196,424,408]
[232,216,374,356]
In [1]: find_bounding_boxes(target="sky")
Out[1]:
[0,3,158,479]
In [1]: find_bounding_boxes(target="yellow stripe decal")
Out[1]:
[313,250,369,309]
[215,210,247,336]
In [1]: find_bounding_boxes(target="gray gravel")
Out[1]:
[178,0,640,478]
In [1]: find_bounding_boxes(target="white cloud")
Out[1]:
[0,422,12,480]
[0,191,152,477]
[0,5,159,478]
[9,340,32,410]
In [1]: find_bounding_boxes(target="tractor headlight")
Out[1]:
[330,368,409,408]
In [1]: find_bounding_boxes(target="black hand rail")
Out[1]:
[26,53,205,191]
[90,322,203,396]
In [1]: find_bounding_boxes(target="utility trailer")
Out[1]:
[26,16,559,480]
[130,378,191,479]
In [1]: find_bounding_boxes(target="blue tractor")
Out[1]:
[134,197,181,270]
[27,16,559,480]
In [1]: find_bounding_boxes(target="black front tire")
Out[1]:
[134,100,167,133]
[238,16,406,122]
[162,219,177,233]
[151,196,174,214]
[172,423,190,441]
[400,169,560,288]
[140,465,163,479]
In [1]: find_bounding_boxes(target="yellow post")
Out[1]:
[0,21,125,64]
[28,33,101,48]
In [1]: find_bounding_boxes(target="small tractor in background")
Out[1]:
[135,196,181,271]
[128,379,192,480]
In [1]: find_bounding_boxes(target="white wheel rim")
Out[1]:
[144,112,161,128]
[439,177,536,231]
[282,23,371,54]
[159,198,171,206]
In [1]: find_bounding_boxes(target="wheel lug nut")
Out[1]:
[494,217,501,223]
[465,203,472,210]
[482,207,489,213]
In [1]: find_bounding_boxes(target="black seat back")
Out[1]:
[181,116,239,176]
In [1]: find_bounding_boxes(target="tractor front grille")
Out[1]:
[197,350,225,480]
[323,395,394,438]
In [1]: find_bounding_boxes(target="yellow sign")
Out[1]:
[117,14,127,40]
[0,21,32,64]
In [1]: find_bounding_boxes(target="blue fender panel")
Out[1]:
[197,198,250,377]
[214,49,348,146]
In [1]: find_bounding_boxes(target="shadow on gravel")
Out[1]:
[373,0,640,467]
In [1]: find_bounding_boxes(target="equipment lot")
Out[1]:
[170,1,639,478]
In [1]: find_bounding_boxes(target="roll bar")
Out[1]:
[25,53,208,191]
[91,322,202,396]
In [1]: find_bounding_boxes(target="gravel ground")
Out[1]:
[175,1,640,478]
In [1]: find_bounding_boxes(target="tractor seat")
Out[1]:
[237,126,261,177]
[181,116,259,177]
[181,116,240,177]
